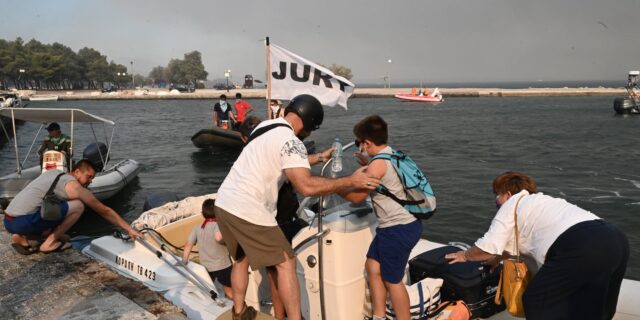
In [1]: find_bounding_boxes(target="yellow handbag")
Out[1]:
[495,195,531,317]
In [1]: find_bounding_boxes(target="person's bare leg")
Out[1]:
[11,234,30,247]
[275,252,300,320]
[222,285,233,300]
[267,268,285,320]
[385,281,411,320]
[231,257,250,314]
[39,200,84,252]
[366,258,388,318]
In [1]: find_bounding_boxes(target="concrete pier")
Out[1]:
[0,223,187,320]
[21,87,627,101]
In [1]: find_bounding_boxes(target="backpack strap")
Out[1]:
[246,123,292,144]
[376,185,424,206]
[46,173,66,196]
[370,151,425,206]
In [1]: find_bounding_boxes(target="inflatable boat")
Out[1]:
[395,88,444,103]
[0,108,141,209]
[191,126,317,154]
[83,143,640,320]
[0,159,140,203]
[191,127,244,149]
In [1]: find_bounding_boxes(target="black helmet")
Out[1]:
[284,94,324,131]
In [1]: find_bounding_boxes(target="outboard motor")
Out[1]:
[613,97,635,114]
[82,142,109,172]
[42,150,68,173]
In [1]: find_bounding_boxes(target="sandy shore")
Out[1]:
[19,87,628,101]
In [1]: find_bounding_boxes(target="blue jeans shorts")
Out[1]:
[4,201,69,236]
[367,219,422,284]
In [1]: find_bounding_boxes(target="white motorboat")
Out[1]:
[0,92,27,108]
[0,108,141,209]
[1,92,28,147]
[613,71,640,114]
[83,143,640,320]
[29,94,59,101]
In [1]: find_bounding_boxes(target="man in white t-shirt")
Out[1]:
[215,94,380,320]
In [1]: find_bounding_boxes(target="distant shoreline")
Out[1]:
[18,87,628,101]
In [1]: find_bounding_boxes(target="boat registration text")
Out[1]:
[115,255,156,280]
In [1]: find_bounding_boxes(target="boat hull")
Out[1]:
[0,159,140,208]
[84,193,640,320]
[29,95,59,101]
[191,127,243,149]
[395,93,443,102]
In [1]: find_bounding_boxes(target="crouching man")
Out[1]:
[3,160,141,254]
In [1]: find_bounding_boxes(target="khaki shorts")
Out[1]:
[215,206,295,270]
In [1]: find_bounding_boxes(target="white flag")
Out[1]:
[269,44,355,109]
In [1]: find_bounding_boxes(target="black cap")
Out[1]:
[46,122,60,131]
[284,94,324,131]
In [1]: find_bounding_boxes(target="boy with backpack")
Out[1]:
[340,115,436,320]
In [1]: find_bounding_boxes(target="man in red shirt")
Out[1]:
[233,93,253,128]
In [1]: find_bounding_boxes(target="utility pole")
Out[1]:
[130,61,134,88]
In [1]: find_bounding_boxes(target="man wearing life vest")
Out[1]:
[213,94,236,129]
[38,122,71,156]
[38,122,71,169]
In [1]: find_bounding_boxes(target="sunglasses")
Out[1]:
[354,139,363,147]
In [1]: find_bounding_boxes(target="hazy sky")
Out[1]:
[1,0,639,84]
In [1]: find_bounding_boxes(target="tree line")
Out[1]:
[0,37,352,91]
[0,37,208,90]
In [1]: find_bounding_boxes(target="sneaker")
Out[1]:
[232,303,257,320]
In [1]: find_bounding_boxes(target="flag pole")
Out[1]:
[265,36,271,119]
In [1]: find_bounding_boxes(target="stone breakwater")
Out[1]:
[20,87,628,101]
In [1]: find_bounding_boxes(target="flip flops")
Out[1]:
[11,243,39,255]
[41,241,72,254]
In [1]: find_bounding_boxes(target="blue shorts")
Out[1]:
[4,201,69,236]
[367,219,422,284]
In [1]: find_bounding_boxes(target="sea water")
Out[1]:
[2,96,638,279]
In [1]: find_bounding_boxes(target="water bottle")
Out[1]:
[331,138,343,173]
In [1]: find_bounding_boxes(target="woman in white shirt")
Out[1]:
[446,171,629,320]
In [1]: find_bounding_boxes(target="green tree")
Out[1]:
[165,51,208,85]
[326,63,353,80]
[149,66,167,87]
[78,47,110,89]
